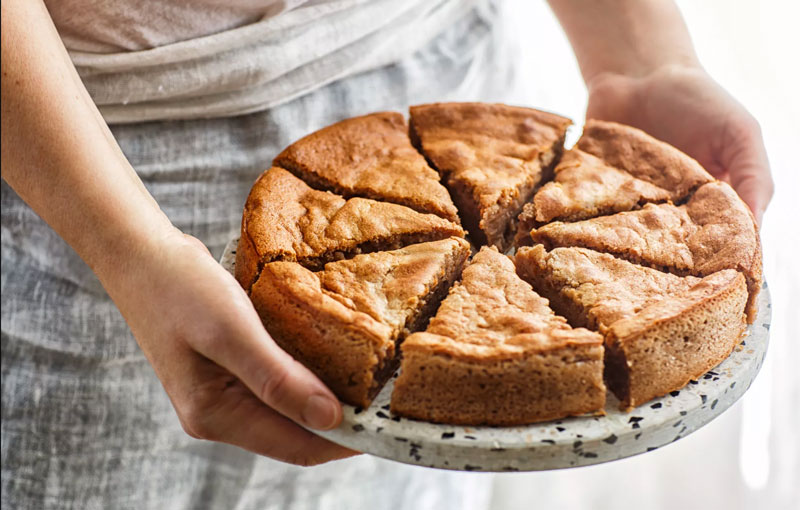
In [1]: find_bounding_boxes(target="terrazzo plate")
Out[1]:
[221,238,771,472]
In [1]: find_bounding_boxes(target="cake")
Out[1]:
[515,245,748,409]
[517,149,673,230]
[274,112,459,223]
[576,119,713,200]
[409,102,571,250]
[235,103,763,425]
[250,238,470,407]
[235,167,464,291]
[528,181,762,322]
[390,247,605,425]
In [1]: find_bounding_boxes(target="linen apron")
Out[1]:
[1,1,516,508]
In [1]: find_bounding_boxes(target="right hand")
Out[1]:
[103,228,359,466]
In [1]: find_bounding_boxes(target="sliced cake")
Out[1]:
[576,119,714,200]
[515,149,673,244]
[274,112,459,223]
[390,247,605,425]
[409,102,571,250]
[250,238,471,407]
[516,245,748,409]
[529,181,762,322]
[235,167,464,291]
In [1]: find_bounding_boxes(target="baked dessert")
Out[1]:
[409,102,571,250]
[390,247,605,425]
[528,181,761,322]
[516,245,748,409]
[235,167,464,291]
[515,119,715,246]
[235,103,763,423]
[274,112,459,223]
[514,149,673,245]
[250,238,470,407]
[576,119,714,200]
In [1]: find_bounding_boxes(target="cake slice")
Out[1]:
[576,119,714,200]
[517,149,673,230]
[235,167,464,291]
[250,238,471,407]
[409,102,571,250]
[516,245,748,409]
[529,181,762,322]
[390,247,605,425]
[274,112,459,223]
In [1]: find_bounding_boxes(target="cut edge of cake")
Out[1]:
[249,237,471,407]
[390,246,606,425]
[235,167,465,293]
[273,111,460,223]
[515,245,748,410]
[409,102,571,251]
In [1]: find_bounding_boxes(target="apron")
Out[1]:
[1,2,516,508]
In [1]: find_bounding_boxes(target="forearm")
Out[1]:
[547,0,700,84]
[1,0,174,285]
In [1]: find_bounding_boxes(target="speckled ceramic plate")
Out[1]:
[221,238,771,472]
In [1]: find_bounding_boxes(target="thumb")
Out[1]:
[721,117,773,226]
[196,289,344,431]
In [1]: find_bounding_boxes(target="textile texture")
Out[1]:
[1,4,515,509]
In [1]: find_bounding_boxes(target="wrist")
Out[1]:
[586,62,705,95]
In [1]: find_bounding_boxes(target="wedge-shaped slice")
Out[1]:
[235,168,464,290]
[410,102,571,250]
[516,149,673,240]
[390,247,605,425]
[577,119,713,200]
[516,245,748,410]
[274,112,459,223]
[250,238,471,407]
[529,181,761,322]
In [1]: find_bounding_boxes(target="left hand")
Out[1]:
[585,64,773,225]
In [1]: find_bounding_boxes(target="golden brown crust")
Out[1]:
[274,112,459,223]
[606,270,747,409]
[250,238,471,407]
[515,245,699,332]
[251,261,394,407]
[235,167,464,291]
[577,120,713,199]
[410,102,571,250]
[529,149,672,224]
[391,247,605,425]
[515,245,748,410]
[528,181,761,322]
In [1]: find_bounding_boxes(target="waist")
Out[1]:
[69,0,487,124]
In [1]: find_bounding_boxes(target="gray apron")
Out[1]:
[1,3,516,508]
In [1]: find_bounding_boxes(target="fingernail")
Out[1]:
[302,395,339,430]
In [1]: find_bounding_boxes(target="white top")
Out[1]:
[48,0,478,123]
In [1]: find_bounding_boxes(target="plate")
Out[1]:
[221,238,771,472]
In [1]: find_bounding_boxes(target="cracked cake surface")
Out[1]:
[519,148,673,228]
[250,237,470,407]
[516,245,748,409]
[576,119,713,200]
[410,102,571,250]
[235,103,763,421]
[274,112,459,223]
[391,247,605,425]
[235,167,464,291]
[529,181,761,321]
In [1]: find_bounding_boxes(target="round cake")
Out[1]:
[235,102,761,426]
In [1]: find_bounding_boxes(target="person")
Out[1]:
[1,0,773,508]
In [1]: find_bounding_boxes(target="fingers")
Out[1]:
[177,362,359,465]
[191,282,344,432]
[722,116,774,225]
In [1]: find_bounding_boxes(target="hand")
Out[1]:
[585,65,773,224]
[104,229,358,466]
